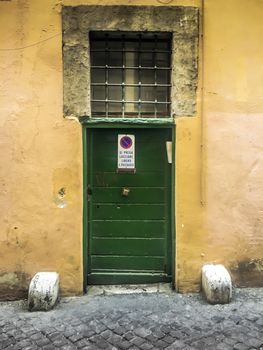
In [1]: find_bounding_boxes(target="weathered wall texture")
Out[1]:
[176,0,263,291]
[203,0,263,288]
[0,0,262,299]
[0,0,83,299]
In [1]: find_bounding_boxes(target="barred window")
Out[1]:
[90,32,172,118]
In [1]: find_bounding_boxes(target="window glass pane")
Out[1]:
[141,103,155,116]
[140,69,155,84]
[91,51,106,66]
[108,103,122,116]
[141,52,154,67]
[92,86,106,100]
[108,86,122,101]
[157,103,170,117]
[141,40,155,50]
[125,87,139,102]
[125,103,138,116]
[108,69,122,83]
[91,68,105,83]
[125,52,139,67]
[125,41,139,51]
[108,40,122,50]
[91,40,106,50]
[91,102,105,114]
[156,70,169,84]
[156,86,169,102]
[108,51,123,66]
[156,40,170,50]
[125,69,139,84]
[141,87,155,102]
[156,53,170,67]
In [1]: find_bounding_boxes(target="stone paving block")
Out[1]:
[124,331,135,341]
[107,333,123,346]
[233,343,250,350]
[246,337,263,348]
[35,337,51,347]
[149,327,165,339]
[61,346,77,350]
[130,336,145,346]
[5,345,23,350]
[216,344,234,350]
[101,329,113,339]
[118,340,133,349]
[114,325,127,335]
[202,264,232,304]
[166,340,186,349]
[42,345,57,350]
[145,333,158,343]
[134,327,151,338]
[28,272,59,311]
[139,343,153,350]
[47,331,61,340]
[30,333,43,341]
[224,337,238,346]
[155,339,167,348]
[69,332,84,343]
[75,338,92,348]
[0,288,262,350]
[16,339,32,348]
[52,335,69,347]
[162,335,174,344]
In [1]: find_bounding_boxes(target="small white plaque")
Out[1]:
[118,134,135,171]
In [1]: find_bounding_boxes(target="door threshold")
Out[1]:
[87,283,172,296]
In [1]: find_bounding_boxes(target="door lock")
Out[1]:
[121,187,130,197]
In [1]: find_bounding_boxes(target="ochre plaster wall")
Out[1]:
[0,0,83,299]
[176,0,263,291]
[0,0,262,298]
[202,0,263,288]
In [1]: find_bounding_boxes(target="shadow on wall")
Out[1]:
[230,259,263,287]
[0,272,30,301]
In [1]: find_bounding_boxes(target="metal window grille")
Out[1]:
[90,32,172,118]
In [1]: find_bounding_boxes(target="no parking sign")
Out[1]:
[118,134,135,171]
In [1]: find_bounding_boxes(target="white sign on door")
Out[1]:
[118,134,135,171]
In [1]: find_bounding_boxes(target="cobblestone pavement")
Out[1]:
[0,288,262,350]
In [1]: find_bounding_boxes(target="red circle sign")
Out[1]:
[120,136,133,149]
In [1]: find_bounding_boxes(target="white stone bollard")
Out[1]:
[28,272,59,311]
[202,264,232,304]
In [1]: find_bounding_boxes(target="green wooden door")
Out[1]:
[87,128,172,284]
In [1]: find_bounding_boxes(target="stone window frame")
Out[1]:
[62,6,199,119]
